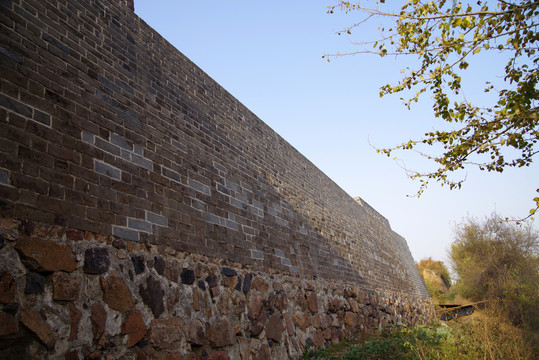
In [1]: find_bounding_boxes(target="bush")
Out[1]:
[449,213,539,330]
[302,316,538,360]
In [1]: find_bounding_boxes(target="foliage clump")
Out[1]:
[449,213,539,330]
[416,257,454,302]
[327,0,539,217]
[302,317,537,359]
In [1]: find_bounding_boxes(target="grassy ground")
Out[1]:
[301,310,538,360]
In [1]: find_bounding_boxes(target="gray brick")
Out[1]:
[94,160,121,180]
[192,199,206,211]
[242,225,257,235]
[171,139,187,153]
[112,226,140,242]
[42,32,69,53]
[162,167,181,183]
[115,79,134,95]
[117,108,145,128]
[33,109,51,126]
[275,217,289,228]
[224,219,238,231]
[188,179,210,195]
[131,154,152,170]
[0,169,9,184]
[217,183,230,196]
[235,192,248,203]
[206,213,220,225]
[0,45,23,63]
[81,131,95,144]
[95,137,121,156]
[225,179,239,192]
[252,199,263,210]
[133,144,143,155]
[240,182,252,192]
[281,257,291,266]
[274,249,285,258]
[147,212,168,226]
[120,149,131,161]
[251,250,264,260]
[128,218,152,232]
[110,133,132,150]
[249,205,263,218]
[0,93,32,118]
[213,161,227,174]
[230,198,246,210]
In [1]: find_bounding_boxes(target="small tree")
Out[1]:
[449,213,539,329]
[326,1,539,216]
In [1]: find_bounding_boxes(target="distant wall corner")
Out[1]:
[122,0,135,11]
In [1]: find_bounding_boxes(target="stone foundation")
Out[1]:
[0,218,434,359]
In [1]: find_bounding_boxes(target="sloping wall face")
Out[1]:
[0,0,432,358]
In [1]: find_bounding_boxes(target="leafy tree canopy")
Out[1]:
[449,213,539,329]
[326,0,539,216]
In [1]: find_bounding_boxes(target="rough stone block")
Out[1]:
[15,237,77,272]
[100,274,134,313]
[20,308,58,349]
[52,272,81,301]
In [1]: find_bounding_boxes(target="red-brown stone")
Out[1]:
[344,312,358,327]
[328,298,343,313]
[265,314,283,342]
[207,319,234,348]
[100,274,135,313]
[15,237,77,272]
[20,308,58,349]
[185,319,206,346]
[283,312,294,336]
[306,292,318,313]
[69,303,82,341]
[91,303,107,340]
[52,272,81,301]
[251,278,269,293]
[252,343,270,360]
[152,353,184,360]
[148,317,182,349]
[122,310,147,347]
[204,352,231,360]
[311,330,325,348]
[292,311,310,331]
[247,295,263,320]
[0,312,18,337]
[0,272,16,304]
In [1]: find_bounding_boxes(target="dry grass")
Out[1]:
[302,309,538,360]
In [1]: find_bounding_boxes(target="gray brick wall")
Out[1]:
[0,0,429,298]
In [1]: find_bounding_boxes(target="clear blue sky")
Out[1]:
[134,1,538,264]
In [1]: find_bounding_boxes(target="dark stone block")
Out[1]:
[131,256,145,274]
[83,248,110,274]
[197,280,206,291]
[180,268,195,285]
[2,302,19,315]
[153,256,165,275]
[235,276,242,291]
[139,275,164,318]
[0,45,23,63]
[25,272,45,294]
[242,273,252,294]
[206,274,218,288]
[221,267,237,277]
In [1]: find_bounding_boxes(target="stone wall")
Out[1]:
[0,0,433,358]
